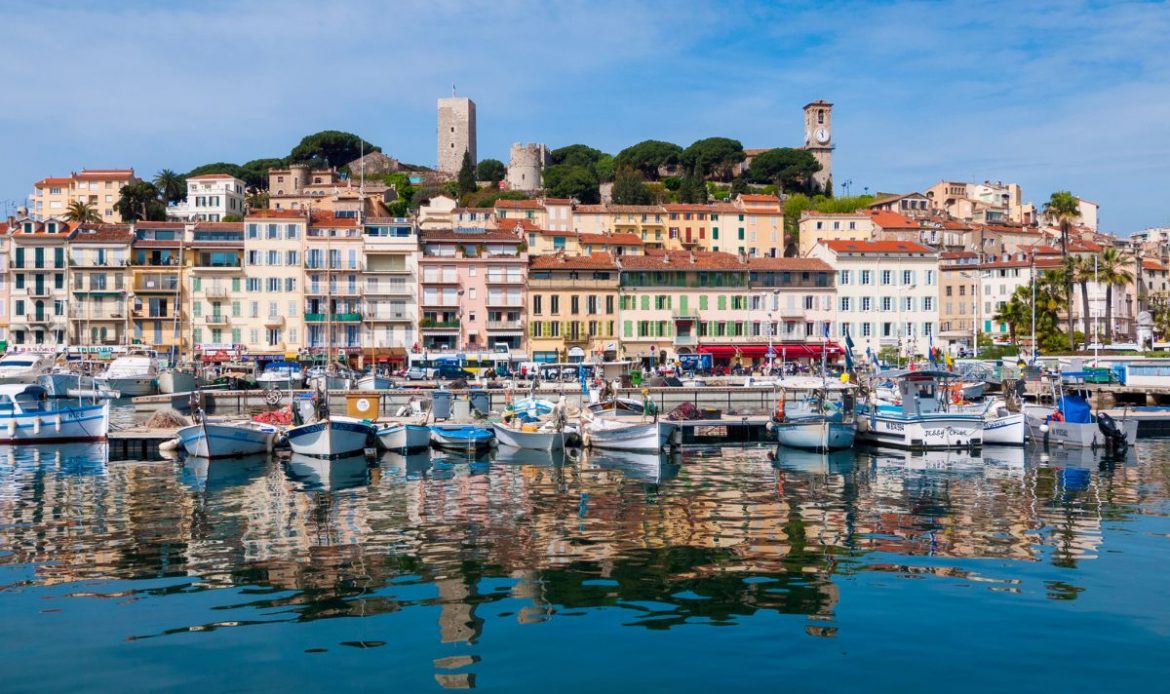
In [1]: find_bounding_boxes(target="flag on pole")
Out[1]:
[844,328,855,372]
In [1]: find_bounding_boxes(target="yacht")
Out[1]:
[0,351,57,384]
[95,350,159,397]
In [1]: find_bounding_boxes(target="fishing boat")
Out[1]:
[38,365,115,399]
[0,351,57,384]
[856,369,984,450]
[1022,377,1136,449]
[430,424,495,452]
[375,422,431,452]
[771,377,857,451]
[581,412,679,452]
[177,418,278,458]
[492,421,567,451]
[257,360,305,390]
[587,397,647,417]
[306,365,357,391]
[94,349,159,397]
[966,396,1026,446]
[958,381,986,400]
[357,372,392,391]
[0,384,110,443]
[286,417,373,458]
[285,452,371,491]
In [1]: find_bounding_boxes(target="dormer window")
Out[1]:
[23,223,33,233]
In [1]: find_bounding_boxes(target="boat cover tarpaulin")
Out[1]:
[1058,394,1092,424]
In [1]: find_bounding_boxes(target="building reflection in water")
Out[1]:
[0,439,1161,682]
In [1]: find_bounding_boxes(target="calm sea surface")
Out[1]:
[1,438,1168,692]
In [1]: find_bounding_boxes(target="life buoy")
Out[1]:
[951,388,962,405]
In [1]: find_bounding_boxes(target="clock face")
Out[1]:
[815,127,830,144]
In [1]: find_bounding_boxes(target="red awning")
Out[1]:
[698,342,843,359]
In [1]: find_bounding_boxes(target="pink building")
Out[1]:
[418,228,527,354]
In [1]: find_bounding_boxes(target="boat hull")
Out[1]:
[97,376,156,397]
[286,419,373,458]
[358,375,391,391]
[259,376,303,391]
[1023,407,1138,448]
[178,421,276,458]
[960,382,986,400]
[585,419,678,452]
[0,401,110,444]
[431,426,495,452]
[983,412,1026,446]
[492,422,566,451]
[774,418,857,451]
[856,411,983,450]
[376,423,431,451]
[158,370,198,394]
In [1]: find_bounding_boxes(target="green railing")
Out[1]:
[304,312,362,322]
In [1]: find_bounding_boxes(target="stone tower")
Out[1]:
[802,100,833,193]
[437,96,477,175]
[506,143,550,192]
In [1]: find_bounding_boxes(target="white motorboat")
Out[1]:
[38,370,106,398]
[375,422,431,452]
[177,419,278,458]
[582,413,679,452]
[492,421,567,451]
[257,361,305,390]
[158,368,198,394]
[0,384,110,443]
[1022,373,1137,449]
[285,452,371,491]
[856,369,984,450]
[306,365,356,391]
[771,378,857,451]
[958,381,986,400]
[95,351,159,397]
[0,352,57,384]
[964,397,1025,446]
[357,373,392,391]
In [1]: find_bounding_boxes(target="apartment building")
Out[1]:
[29,169,138,223]
[304,214,364,358]
[362,217,418,368]
[242,211,307,361]
[188,222,246,356]
[744,257,838,364]
[171,174,246,222]
[8,218,71,346]
[810,240,940,359]
[797,212,874,256]
[527,253,619,362]
[69,224,133,346]
[129,222,186,352]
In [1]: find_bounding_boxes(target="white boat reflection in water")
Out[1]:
[285,452,371,491]
[866,447,1025,478]
[181,454,269,492]
[773,446,857,475]
[581,449,681,484]
[494,446,568,467]
[378,450,433,481]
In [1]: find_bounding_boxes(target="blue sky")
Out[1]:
[1,0,1168,232]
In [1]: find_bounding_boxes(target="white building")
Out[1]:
[170,174,246,222]
[810,239,940,359]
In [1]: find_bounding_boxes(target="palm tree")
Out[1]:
[153,169,185,205]
[1044,191,1081,343]
[64,200,102,223]
[1071,254,1095,343]
[1098,246,1134,341]
[992,293,1029,345]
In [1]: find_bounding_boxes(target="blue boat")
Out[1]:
[430,424,495,452]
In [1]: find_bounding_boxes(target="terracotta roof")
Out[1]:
[867,210,918,229]
[71,224,133,243]
[494,199,543,210]
[574,204,608,214]
[1069,240,1103,252]
[541,198,573,205]
[746,257,832,271]
[578,233,643,246]
[34,177,72,188]
[9,220,77,238]
[497,218,540,232]
[801,210,869,218]
[530,252,618,270]
[309,212,358,227]
[605,204,666,214]
[422,229,522,243]
[664,204,719,213]
[738,194,781,204]
[940,251,978,259]
[135,221,186,229]
[821,240,935,254]
[620,250,746,270]
[75,169,134,179]
[1142,259,1168,271]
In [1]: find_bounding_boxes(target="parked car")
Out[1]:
[435,367,475,381]
[405,367,427,380]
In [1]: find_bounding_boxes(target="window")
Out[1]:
[860,270,871,285]
[881,270,892,285]
[923,297,934,311]
[902,270,913,285]
[903,297,913,311]
[840,297,851,311]
[881,297,892,311]
[839,270,850,285]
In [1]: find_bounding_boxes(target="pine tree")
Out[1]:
[456,150,476,197]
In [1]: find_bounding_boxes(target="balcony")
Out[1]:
[263,315,285,327]
[204,286,229,298]
[674,334,698,346]
[304,312,362,322]
[486,319,524,331]
[135,277,180,293]
[421,300,460,309]
[194,261,243,272]
[364,283,412,296]
[205,314,230,325]
[485,274,524,285]
[420,320,460,331]
[528,278,616,290]
[365,312,413,322]
[672,310,699,322]
[420,274,460,285]
[485,298,524,309]
[28,286,54,297]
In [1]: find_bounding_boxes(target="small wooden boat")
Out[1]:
[582,415,678,452]
[357,373,392,391]
[376,422,431,452]
[587,397,647,417]
[177,419,277,458]
[771,378,857,451]
[491,421,566,451]
[286,416,374,458]
[430,424,495,452]
[958,381,986,400]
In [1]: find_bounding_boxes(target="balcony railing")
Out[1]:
[485,274,524,285]
[485,298,524,308]
[205,314,230,325]
[420,274,460,284]
[304,312,362,322]
[674,334,698,346]
[364,283,412,295]
[28,286,54,297]
[365,312,413,321]
[135,278,180,292]
[486,320,524,330]
[194,261,243,270]
[263,315,285,327]
[204,286,229,298]
[420,320,460,330]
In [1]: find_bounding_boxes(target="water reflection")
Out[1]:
[0,438,1167,682]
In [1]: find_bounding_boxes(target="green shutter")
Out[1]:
[193,328,202,344]
[193,277,201,291]
[15,248,23,268]
[641,295,650,310]
[699,295,708,310]
[232,301,241,317]
[232,277,241,292]
[231,329,241,343]
[193,302,201,317]
[679,295,688,314]
[624,321,632,337]
[718,296,727,310]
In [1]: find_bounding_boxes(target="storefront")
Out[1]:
[698,342,843,368]
[361,347,407,371]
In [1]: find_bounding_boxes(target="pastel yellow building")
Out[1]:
[129,222,186,351]
[69,224,133,346]
[527,253,619,362]
[797,211,875,256]
[30,169,138,223]
[241,211,308,361]
[188,222,246,356]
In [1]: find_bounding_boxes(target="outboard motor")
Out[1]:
[1096,412,1128,453]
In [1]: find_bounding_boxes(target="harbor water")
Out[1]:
[1,439,1168,691]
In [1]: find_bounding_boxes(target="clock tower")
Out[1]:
[802,100,833,193]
